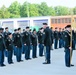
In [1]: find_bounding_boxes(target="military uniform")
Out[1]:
[5,34,13,64]
[23,31,31,60]
[14,33,22,62]
[58,31,63,48]
[43,26,52,64]
[54,30,59,49]
[0,30,6,66]
[64,25,74,67]
[38,31,44,56]
[31,30,37,58]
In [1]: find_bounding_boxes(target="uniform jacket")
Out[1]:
[0,33,5,50]
[23,31,31,45]
[6,37,13,51]
[44,27,52,46]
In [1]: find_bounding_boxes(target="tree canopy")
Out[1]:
[0,1,76,19]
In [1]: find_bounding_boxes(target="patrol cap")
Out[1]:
[5,27,8,29]
[18,28,21,30]
[40,27,43,30]
[43,23,48,25]
[65,25,71,29]
[55,27,58,29]
[26,26,29,29]
[33,28,36,32]
[14,29,17,31]
[8,32,12,36]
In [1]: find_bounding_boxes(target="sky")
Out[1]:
[0,0,76,8]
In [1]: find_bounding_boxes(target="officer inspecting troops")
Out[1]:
[64,25,74,67]
[43,23,52,64]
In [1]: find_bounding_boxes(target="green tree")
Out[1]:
[29,4,39,17]
[55,6,70,16]
[73,7,76,15]
[20,1,29,17]
[0,5,10,18]
[8,1,21,18]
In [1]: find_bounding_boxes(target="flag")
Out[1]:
[71,15,76,30]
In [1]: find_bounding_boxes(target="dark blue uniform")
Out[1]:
[64,30,73,67]
[54,30,59,49]
[43,27,52,64]
[23,31,31,60]
[58,31,63,48]
[6,37,13,64]
[31,32,37,58]
[14,33,22,62]
[38,31,44,56]
[0,33,6,66]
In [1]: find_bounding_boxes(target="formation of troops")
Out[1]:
[0,23,75,67]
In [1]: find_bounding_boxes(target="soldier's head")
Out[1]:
[14,29,18,33]
[26,26,30,32]
[59,28,62,31]
[23,29,25,32]
[33,28,36,34]
[40,27,44,33]
[18,28,21,33]
[5,27,9,32]
[0,28,4,33]
[65,25,71,32]
[43,23,48,29]
[55,27,58,31]
[8,33,12,39]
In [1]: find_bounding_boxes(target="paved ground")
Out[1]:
[0,48,76,75]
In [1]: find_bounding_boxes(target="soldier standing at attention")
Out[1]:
[38,27,44,56]
[43,23,52,64]
[54,27,59,49]
[58,28,63,48]
[14,28,23,62]
[6,33,14,64]
[31,29,37,58]
[0,28,6,67]
[23,27,31,60]
[64,25,74,67]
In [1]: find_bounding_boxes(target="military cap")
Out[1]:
[40,27,43,30]
[26,26,29,29]
[55,27,58,29]
[18,28,21,30]
[33,28,36,32]
[5,27,8,29]
[43,23,48,25]
[8,32,12,35]
[14,29,17,31]
[65,25,71,29]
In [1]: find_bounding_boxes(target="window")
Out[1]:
[62,18,65,23]
[55,19,57,23]
[51,19,55,24]
[65,18,68,23]
[68,18,71,23]
[58,19,60,23]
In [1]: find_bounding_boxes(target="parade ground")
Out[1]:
[0,48,76,75]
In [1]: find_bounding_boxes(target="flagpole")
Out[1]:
[70,9,74,65]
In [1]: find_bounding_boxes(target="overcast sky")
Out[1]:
[0,0,76,8]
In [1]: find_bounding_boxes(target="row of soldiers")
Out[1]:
[0,23,75,67]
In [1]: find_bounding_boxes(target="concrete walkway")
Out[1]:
[0,48,76,75]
